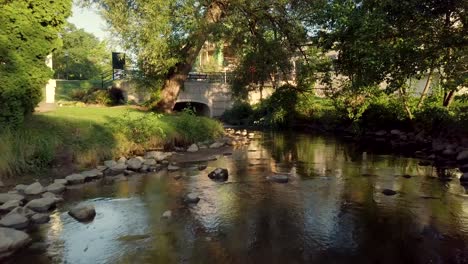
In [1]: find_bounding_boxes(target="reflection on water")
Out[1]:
[13,132,468,264]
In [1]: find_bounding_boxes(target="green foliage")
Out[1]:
[221,101,253,125]
[54,22,112,80]
[172,108,224,143]
[108,111,165,144]
[0,0,71,127]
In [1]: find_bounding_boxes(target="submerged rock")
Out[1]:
[208,168,229,181]
[382,189,397,196]
[197,164,207,171]
[184,193,200,204]
[68,205,96,222]
[0,213,29,229]
[267,174,289,183]
[81,169,103,180]
[0,227,31,259]
[24,182,45,196]
[145,151,172,161]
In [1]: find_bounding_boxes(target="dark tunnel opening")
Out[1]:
[173,101,211,117]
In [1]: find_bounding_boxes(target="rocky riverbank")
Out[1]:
[360,129,468,184]
[0,128,253,260]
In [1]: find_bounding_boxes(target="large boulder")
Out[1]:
[68,205,96,222]
[45,183,65,194]
[26,198,55,212]
[145,151,172,161]
[0,227,31,259]
[127,157,144,170]
[187,144,199,152]
[24,182,45,196]
[208,168,229,181]
[0,200,22,213]
[0,193,24,204]
[65,174,85,185]
[267,174,289,183]
[0,213,29,229]
[382,189,397,196]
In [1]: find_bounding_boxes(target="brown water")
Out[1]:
[12,132,468,264]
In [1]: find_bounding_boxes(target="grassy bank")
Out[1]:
[0,106,223,177]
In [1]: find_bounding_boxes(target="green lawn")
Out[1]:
[0,106,223,177]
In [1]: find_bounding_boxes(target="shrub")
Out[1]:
[221,101,253,125]
[172,108,224,143]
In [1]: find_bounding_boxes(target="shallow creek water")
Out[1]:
[11,132,468,264]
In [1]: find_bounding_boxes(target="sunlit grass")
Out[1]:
[0,106,223,177]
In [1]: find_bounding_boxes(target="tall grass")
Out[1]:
[0,106,223,178]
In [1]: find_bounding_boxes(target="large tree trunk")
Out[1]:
[155,1,229,113]
[443,90,455,107]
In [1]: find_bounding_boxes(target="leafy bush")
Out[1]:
[414,106,456,134]
[172,108,224,143]
[360,95,409,130]
[252,85,299,127]
[0,0,71,128]
[221,101,253,125]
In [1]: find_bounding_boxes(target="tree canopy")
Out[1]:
[53,23,111,80]
[0,0,71,127]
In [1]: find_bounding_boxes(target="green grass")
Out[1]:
[0,106,223,177]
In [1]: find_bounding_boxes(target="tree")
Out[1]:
[53,23,111,80]
[0,0,71,127]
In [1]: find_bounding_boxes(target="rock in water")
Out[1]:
[104,160,117,168]
[0,213,29,229]
[187,144,199,152]
[0,200,22,213]
[65,174,85,185]
[209,142,224,149]
[460,173,468,184]
[267,174,289,183]
[68,205,96,222]
[0,227,31,260]
[45,183,66,194]
[162,210,172,219]
[26,198,55,212]
[0,193,24,204]
[197,164,207,171]
[31,213,50,224]
[167,165,180,171]
[382,189,397,196]
[127,157,144,170]
[24,182,45,196]
[184,193,200,204]
[208,168,229,181]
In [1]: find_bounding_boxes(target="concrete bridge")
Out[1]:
[118,74,270,117]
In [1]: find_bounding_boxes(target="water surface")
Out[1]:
[13,132,468,264]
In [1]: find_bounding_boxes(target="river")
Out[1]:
[13,132,468,264]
